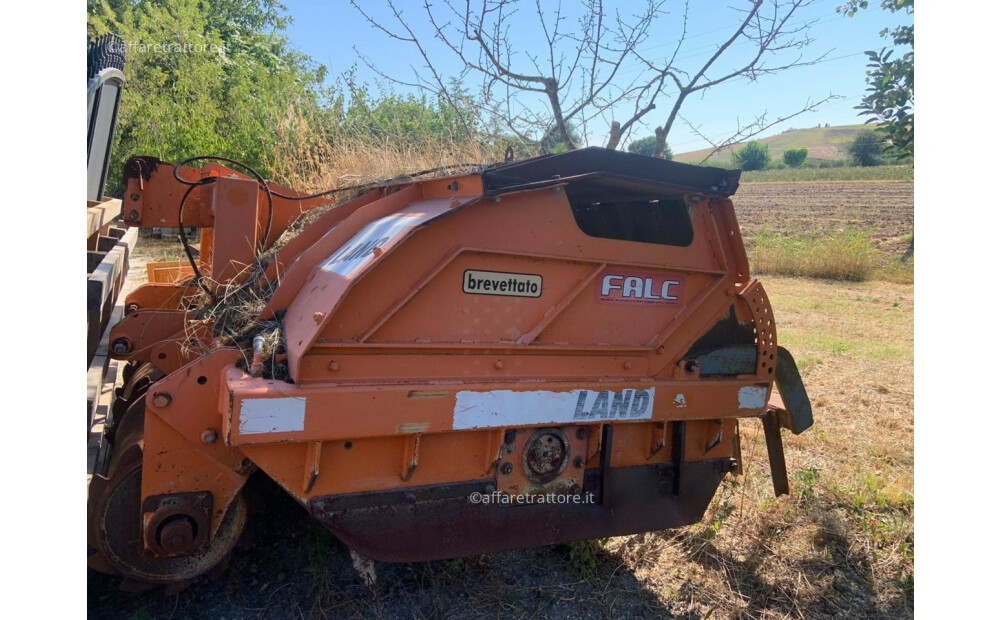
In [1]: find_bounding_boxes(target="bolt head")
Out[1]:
[623,361,632,370]
[575,427,589,440]
[494,360,504,370]
[129,209,139,221]
[152,392,172,408]
[573,455,584,468]
[500,462,513,475]
[130,193,141,202]
[328,361,340,371]
[158,518,196,554]
[313,311,325,324]
[201,429,217,444]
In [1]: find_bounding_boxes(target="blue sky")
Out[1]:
[281,0,912,154]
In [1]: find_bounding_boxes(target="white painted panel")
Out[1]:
[738,385,768,410]
[320,209,440,277]
[453,388,655,430]
[239,397,307,434]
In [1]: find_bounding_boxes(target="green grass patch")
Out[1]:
[741,165,913,182]
[751,229,875,281]
[873,259,914,284]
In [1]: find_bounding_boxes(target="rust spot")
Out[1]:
[522,429,570,484]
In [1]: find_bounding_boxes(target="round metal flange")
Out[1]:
[521,428,571,484]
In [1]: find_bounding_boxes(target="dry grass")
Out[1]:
[269,106,503,193]
[600,276,914,618]
[750,229,877,281]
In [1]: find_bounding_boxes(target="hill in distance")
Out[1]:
[672,123,868,166]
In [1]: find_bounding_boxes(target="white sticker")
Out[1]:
[738,385,768,410]
[239,397,306,434]
[320,210,438,277]
[463,269,542,298]
[453,388,654,430]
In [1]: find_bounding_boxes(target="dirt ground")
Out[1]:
[734,181,914,257]
[88,182,914,619]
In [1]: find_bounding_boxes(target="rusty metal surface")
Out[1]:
[141,491,213,557]
[89,463,247,583]
[762,411,790,497]
[309,459,730,563]
[522,428,569,483]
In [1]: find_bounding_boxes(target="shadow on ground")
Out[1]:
[89,475,676,619]
[88,475,910,619]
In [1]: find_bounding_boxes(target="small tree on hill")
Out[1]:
[733,141,771,171]
[783,147,808,167]
[849,130,884,166]
[628,136,672,160]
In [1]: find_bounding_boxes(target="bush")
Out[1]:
[849,130,884,167]
[627,135,672,159]
[732,141,771,171]
[750,229,875,281]
[783,147,808,167]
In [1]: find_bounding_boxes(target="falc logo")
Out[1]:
[597,270,684,305]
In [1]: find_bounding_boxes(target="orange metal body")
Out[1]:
[99,150,808,569]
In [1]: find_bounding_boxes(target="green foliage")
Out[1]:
[704,500,736,540]
[741,164,911,182]
[540,124,582,154]
[627,135,672,160]
[849,130,885,166]
[796,466,822,500]
[564,538,608,577]
[838,0,914,158]
[339,78,478,146]
[732,141,771,171]
[783,147,808,167]
[87,0,325,194]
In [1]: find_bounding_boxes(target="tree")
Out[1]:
[838,0,913,158]
[628,136,672,160]
[733,141,771,171]
[87,0,324,193]
[783,147,808,167]
[351,1,837,158]
[849,129,883,166]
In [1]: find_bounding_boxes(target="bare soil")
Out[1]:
[734,181,914,257]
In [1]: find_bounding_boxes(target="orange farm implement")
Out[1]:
[87,147,812,586]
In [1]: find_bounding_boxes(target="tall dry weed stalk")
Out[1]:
[270,106,506,193]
